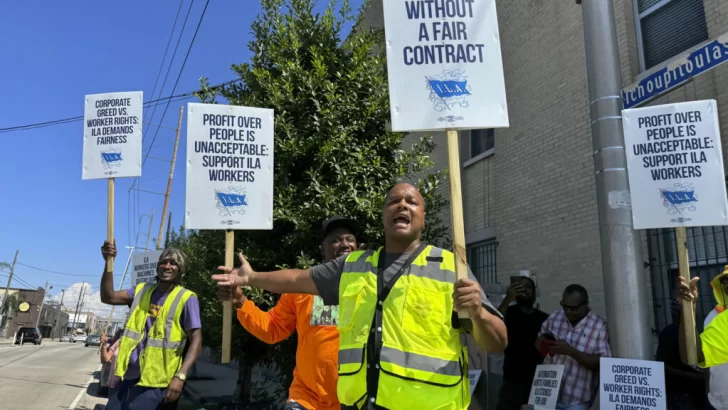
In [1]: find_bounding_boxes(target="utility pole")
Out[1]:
[164,212,173,249]
[580,0,651,359]
[157,106,183,250]
[145,209,155,251]
[1,250,19,320]
[52,289,65,340]
[72,284,86,333]
[35,280,49,329]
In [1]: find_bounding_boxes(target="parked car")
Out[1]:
[60,334,73,342]
[73,332,87,343]
[85,334,101,347]
[14,327,42,345]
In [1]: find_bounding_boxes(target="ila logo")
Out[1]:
[426,69,472,121]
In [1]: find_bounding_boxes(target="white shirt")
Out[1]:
[705,309,728,409]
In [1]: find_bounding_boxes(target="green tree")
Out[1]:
[174,0,448,406]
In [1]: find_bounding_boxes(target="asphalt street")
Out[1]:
[0,340,107,410]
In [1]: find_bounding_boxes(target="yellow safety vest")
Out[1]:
[115,282,194,387]
[337,245,470,410]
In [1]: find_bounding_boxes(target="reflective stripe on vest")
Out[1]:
[336,245,470,409]
[115,283,193,387]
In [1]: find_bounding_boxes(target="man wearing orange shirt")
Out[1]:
[219,216,360,410]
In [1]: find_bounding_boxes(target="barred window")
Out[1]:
[467,239,497,284]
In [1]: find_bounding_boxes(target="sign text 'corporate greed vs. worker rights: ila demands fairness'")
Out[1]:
[185,103,274,231]
[83,91,143,180]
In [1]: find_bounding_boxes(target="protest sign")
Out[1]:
[622,99,728,229]
[185,103,274,230]
[132,250,163,287]
[383,0,508,132]
[600,358,666,410]
[528,364,564,409]
[82,91,143,180]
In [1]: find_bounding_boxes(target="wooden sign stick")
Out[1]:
[675,226,698,365]
[222,229,234,363]
[446,129,470,320]
[106,178,115,272]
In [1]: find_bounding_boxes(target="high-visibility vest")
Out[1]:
[115,283,194,387]
[337,245,470,409]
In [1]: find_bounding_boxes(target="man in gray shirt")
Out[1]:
[213,183,507,409]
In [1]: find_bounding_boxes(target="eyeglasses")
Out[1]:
[560,300,587,312]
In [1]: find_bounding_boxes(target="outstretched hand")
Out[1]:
[212,252,254,288]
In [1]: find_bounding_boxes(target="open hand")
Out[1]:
[453,278,483,316]
[675,276,700,305]
[212,252,254,288]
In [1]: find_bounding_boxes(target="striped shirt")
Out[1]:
[541,309,611,405]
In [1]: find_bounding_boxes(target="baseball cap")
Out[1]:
[322,216,361,238]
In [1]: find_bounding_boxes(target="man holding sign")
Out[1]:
[213,183,507,410]
[219,216,362,410]
[100,241,202,409]
[676,274,728,371]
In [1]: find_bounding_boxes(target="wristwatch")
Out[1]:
[174,372,187,382]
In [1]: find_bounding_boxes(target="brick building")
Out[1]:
[364,0,728,406]
[0,286,46,338]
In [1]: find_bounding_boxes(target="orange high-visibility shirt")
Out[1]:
[237,294,339,410]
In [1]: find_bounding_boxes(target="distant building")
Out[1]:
[0,286,46,338]
[39,302,69,339]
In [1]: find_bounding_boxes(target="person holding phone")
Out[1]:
[535,284,611,410]
[495,276,548,410]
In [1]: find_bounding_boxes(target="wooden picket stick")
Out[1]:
[106,179,115,272]
[222,229,234,363]
[675,226,698,365]
[446,129,470,320]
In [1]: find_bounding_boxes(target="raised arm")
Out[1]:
[237,294,298,344]
[99,240,133,306]
[213,253,319,295]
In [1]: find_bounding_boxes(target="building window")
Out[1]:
[468,129,495,159]
[467,239,497,284]
[634,0,708,70]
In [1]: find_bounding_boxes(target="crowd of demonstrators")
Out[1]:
[495,276,549,410]
[218,216,362,410]
[536,285,612,410]
[100,243,203,410]
[655,299,705,410]
[214,183,508,410]
[674,268,728,410]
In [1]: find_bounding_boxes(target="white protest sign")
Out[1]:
[600,358,666,410]
[467,369,482,395]
[383,0,509,132]
[83,91,143,180]
[622,99,728,229]
[185,103,274,230]
[528,364,564,409]
[132,250,163,287]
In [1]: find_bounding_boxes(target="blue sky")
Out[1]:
[0,0,362,316]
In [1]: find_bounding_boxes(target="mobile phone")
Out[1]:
[542,332,556,341]
[510,276,522,285]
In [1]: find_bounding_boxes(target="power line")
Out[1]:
[0,93,196,134]
[141,0,211,170]
[144,0,186,123]
[14,262,99,278]
[145,0,196,137]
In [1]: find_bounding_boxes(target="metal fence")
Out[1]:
[647,225,728,334]
[468,239,498,285]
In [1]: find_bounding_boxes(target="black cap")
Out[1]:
[322,216,360,238]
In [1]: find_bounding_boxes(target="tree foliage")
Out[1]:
[173,0,448,405]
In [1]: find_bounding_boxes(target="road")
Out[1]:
[0,341,107,410]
